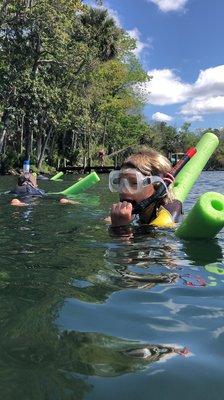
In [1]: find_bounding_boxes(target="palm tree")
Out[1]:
[80,8,121,61]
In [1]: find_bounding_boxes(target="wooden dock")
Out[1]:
[60,166,117,174]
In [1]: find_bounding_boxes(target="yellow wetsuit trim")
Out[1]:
[149,206,176,228]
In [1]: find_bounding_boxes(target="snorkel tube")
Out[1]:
[133,147,197,214]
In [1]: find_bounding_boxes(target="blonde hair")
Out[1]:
[122,148,174,202]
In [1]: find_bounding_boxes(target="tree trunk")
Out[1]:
[23,113,32,160]
[2,131,7,155]
[49,133,56,165]
[73,131,78,150]
[102,115,108,147]
[87,119,93,167]
[70,130,78,156]
[19,115,24,155]
[37,134,42,162]
[37,127,52,169]
[30,129,33,156]
[61,132,66,156]
[87,130,91,169]
[0,109,10,154]
[0,128,7,154]
[83,131,87,167]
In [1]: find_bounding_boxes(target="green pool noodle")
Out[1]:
[175,192,224,239]
[173,132,219,202]
[60,171,100,196]
[50,171,64,181]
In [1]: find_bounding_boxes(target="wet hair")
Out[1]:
[17,175,27,186]
[122,148,171,176]
[122,148,174,202]
[17,173,37,187]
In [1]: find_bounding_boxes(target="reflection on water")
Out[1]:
[0,329,187,400]
[0,172,224,400]
[183,239,223,265]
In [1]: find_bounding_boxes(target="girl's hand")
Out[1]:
[164,172,175,185]
[110,201,133,227]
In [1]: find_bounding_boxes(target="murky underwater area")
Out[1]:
[0,171,224,400]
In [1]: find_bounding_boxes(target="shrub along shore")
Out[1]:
[0,1,223,174]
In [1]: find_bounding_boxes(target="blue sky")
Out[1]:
[85,0,224,130]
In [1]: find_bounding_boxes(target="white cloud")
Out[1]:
[152,112,173,122]
[147,0,188,12]
[180,65,224,117]
[145,69,191,105]
[127,28,152,56]
[180,96,224,116]
[183,115,204,122]
[193,65,224,97]
[143,65,224,121]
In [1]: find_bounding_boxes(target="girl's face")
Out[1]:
[119,182,155,203]
[118,169,155,204]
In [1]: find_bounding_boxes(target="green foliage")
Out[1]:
[0,1,223,172]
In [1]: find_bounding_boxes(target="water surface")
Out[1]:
[0,172,224,400]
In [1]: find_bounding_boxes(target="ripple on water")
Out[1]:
[0,173,224,399]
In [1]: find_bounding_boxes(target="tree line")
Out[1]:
[0,0,223,173]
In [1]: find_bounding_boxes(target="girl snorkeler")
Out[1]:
[109,148,182,229]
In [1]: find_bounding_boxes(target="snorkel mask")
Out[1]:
[109,168,167,195]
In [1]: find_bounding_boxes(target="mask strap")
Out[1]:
[149,176,168,197]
